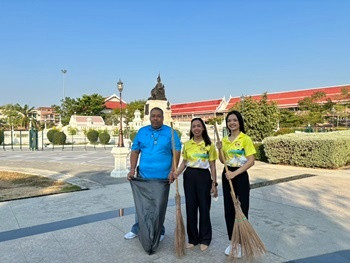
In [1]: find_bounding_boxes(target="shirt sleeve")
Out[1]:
[131,130,141,151]
[244,136,256,157]
[174,130,182,151]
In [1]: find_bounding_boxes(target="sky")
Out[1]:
[0,0,349,108]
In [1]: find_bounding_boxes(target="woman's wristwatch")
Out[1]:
[213,181,218,187]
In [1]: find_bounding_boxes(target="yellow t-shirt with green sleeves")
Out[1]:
[182,139,218,169]
[222,132,256,167]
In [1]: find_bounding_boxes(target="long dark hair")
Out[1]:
[225,110,245,135]
[189,117,211,146]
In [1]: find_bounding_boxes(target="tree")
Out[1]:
[125,99,146,123]
[297,91,327,125]
[0,130,4,145]
[99,131,110,145]
[87,129,99,144]
[75,94,106,116]
[279,109,304,128]
[58,94,106,126]
[230,93,279,141]
[1,104,22,129]
[47,128,59,143]
[14,104,35,129]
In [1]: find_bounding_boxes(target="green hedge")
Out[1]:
[87,129,99,144]
[254,143,268,162]
[47,129,59,143]
[263,130,350,168]
[99,132,110,145]
[53,131,67,145]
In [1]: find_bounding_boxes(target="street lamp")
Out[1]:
[61,69,67,100]
[117,79,124,147]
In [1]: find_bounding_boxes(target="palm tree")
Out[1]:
[14,104,35,129]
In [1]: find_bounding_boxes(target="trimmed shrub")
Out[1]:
[47,129,59,143]
[87,129,99,144]
[53,131,66,145]
[99,132,110,145]
[0,130,4,145]
[254,143,268,162]
[264,130,350,168]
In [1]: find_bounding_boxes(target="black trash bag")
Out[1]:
[130,177,170,254]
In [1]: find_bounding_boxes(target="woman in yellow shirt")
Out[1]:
[216,110,256,257]
[175,118,218,252]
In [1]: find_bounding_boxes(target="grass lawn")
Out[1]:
[0,171,82,202]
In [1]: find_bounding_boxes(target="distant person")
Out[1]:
[216,110,256,257]
[124,107,181,241]
[174,118,218,252]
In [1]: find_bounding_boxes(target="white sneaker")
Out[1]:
[124,232,137,239]
[160,234,165,241]
[225,244,242,258]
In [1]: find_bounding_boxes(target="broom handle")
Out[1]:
[170,122,179,193]
[213,123,238,202]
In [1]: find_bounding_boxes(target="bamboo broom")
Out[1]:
[170,122,186,257]
[214,123,266,262]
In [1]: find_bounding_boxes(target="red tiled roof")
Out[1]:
[226,85,350,110]
[105,101,127,110]
[171,99,223,115]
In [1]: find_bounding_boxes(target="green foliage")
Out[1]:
[279,109,304,128]
[0,130,4,145]
[99,132,110,145]
[53,131,67,145]
[67,126,78,136]
[58,94,106,126]
[254,143,268,162]
[126,100,146,121]
[207,116,224,125]
[264,130,350,168]
[230,93,279,142]
[47,128,59,143]
[2,104,22,129]
[87,129,99,144]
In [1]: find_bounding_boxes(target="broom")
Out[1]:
[171,122,186,257]
[214,123,266,262]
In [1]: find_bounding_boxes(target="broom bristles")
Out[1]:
[174,192,186,257]
[229,203,266,262]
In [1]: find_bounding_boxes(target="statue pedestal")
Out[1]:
[144,100,172,126]
[110,146,130,178]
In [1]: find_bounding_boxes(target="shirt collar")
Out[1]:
[149,125,163,132]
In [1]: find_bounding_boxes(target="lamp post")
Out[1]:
[61,69,67,100]
[117,79,124,147]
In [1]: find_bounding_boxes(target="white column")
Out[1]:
[110,146,130,177]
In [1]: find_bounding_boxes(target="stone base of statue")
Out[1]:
[110,146,130,178]
[143,100,172,126]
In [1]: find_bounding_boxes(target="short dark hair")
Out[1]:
[150,107,164,116]
[225,110,245,135]
[190,117,211,146]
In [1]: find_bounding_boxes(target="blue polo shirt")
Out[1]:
[131,125,181,179]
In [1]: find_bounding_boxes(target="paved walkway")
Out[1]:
[0,149,350,262]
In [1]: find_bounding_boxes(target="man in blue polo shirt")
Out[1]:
[124,107,181,240]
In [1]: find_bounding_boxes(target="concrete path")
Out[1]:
[0,149,349,262]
